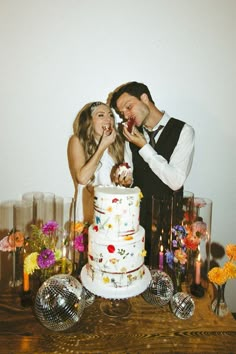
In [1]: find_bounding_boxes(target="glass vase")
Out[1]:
[211,283,229,317]
[192,197,212,287]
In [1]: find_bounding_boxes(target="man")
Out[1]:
[109,81,195,266]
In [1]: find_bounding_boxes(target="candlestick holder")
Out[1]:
[190,282,205,298]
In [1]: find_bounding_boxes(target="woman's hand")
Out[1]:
[99,128,116,150]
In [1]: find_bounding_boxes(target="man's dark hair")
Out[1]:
[110,81,155,111]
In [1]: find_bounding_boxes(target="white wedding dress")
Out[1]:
[76,149,115,223]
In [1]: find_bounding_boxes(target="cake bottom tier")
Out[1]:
[81,264,151,299]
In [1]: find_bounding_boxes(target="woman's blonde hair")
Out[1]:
[73,101,124,164]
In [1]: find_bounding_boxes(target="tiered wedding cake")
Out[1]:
[81,185,151,299]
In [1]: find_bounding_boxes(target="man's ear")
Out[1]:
[140,93,149,103]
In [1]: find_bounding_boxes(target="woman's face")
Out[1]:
[91,104,115,138]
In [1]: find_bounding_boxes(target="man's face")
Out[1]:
[116,92,150,127]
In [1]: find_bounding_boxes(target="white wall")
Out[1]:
[0,0,235,310]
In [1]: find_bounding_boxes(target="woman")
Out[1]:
[67,101,131,223]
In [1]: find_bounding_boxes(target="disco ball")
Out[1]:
[142,269,174,306]
[34,274,85,331]
[170,292,195,319]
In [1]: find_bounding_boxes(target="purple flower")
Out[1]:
[42,220,59,235]
[172,225,187,238]
[74,234,85,252]
[165,250,174,268]
[37,249,55,268]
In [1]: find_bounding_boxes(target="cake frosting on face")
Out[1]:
[81,185,151,299]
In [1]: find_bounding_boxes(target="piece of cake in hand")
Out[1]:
[117,162,131,177]
[126,117,136,133]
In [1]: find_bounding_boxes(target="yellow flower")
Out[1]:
[24,252,40,275]
[103,276,110,283]
[123,235,133,240]
[225,244,236,262]
[223,261,236,279]
[141,249,147,257]
[71,222,84,233]
[208,267,228,285]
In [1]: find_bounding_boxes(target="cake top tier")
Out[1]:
[93,185,142,237]
[94,185,141,196]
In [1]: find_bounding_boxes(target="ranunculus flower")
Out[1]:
[8,231,24,248]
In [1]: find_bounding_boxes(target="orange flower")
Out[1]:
[8,231,24,248]
[71,222,84,233]
[223,261,236,279]
[174,249,187,265]
[225,244,236,262]
[208,267,228,285]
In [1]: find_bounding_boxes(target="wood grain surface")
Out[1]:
[0,265,236,353]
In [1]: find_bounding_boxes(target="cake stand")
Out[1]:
[81,265,151,317]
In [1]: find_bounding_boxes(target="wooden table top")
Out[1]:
[0,271,236,353]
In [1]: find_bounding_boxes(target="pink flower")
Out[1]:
[0,235,13,252]
[42,220,58,235]
[191,221,207,239]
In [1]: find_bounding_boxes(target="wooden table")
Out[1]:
[0,271,236,354]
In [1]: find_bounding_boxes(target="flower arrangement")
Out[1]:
[166,225,188,271]
[24,220,64,279]
[208,244,236,285]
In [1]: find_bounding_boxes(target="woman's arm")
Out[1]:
[67,131,116,185]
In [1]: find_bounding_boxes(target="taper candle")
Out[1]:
[159,245,164,270]
[195,253,201,285]
[23,272,30,292]
[61,246,67,274]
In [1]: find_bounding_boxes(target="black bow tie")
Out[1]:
[144,125,164,147]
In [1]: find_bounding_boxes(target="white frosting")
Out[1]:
[88,225,145,286]
[93,185,141,236]
[81,265,151,299]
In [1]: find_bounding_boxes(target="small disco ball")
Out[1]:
[170,292,195,319]
[142,269,174,306]
[34,274,85,331]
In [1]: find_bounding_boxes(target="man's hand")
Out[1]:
[123,125,147,148]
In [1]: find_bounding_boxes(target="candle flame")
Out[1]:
[160,245,164,252]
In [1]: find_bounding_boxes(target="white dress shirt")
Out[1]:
[124,112,195,191]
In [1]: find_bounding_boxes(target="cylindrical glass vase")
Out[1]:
[190,197,212,288]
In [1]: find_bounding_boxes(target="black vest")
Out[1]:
[130,117,185,198]
[130,118,186,264]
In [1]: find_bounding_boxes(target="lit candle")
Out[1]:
[195,253,201,285]
[23,272,30,292]
[61,246,67,274]
[159,245,164,270]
